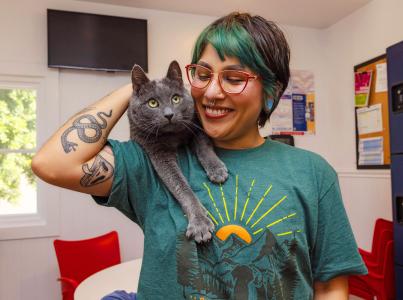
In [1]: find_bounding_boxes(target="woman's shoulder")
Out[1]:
[268,139,337,178]
[106,139,150,165]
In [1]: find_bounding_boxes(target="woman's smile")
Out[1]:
[203,104,234,119]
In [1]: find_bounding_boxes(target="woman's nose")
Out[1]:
[204,76,225,100]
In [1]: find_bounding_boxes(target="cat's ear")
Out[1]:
[166,60,183,85]
[131,64,150,94]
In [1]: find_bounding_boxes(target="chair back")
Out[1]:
[371,218,393,254]
[383,240,395,299]
[54,231,121,287]
[371,229,393,271]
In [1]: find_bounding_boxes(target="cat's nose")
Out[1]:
[164,107,174,121]
[164,113,173,121]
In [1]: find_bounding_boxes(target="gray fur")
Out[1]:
[128,61,228,243]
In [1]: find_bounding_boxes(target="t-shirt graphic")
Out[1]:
[176,175,310,300]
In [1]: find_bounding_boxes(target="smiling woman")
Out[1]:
[32,11,367,300]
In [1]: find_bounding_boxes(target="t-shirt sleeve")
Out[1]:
[311,174,368,282]
[92,139,154,229]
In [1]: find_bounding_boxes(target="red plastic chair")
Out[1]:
[54,231,121,300]
[359,218,393,265]
[349,240,395,300]
[363,229,393,273]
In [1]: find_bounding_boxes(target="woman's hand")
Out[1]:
[314,276,349,299]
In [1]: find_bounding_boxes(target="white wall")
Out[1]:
[0,0,398,299]
[320,0,403,251]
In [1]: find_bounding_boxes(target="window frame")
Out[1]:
[0,62,60,240]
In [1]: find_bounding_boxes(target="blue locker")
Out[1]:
[387,41,403,299]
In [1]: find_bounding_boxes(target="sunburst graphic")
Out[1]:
[202,176,301,244]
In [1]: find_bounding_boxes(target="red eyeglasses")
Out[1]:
[185,64,259,94]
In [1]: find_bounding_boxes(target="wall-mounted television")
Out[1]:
[47,9,148,72]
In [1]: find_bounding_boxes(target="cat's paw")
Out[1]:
[207,165,228,184]
[186,214,215,243]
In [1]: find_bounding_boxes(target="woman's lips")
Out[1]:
[203,105,234,119]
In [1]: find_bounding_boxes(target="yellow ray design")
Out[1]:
[206,210,218,225]
[246,184,273,225]
[266,212,296,228]
[203,182,224,224]
[234,175,239,221]
[240,179,255,221]
[250,195,287,228]
[252,212,296,235]
[277,229,302,237]
[220,183,230,222]
[253,228,264,235]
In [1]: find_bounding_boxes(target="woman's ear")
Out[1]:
[131,64,150,95]
[262,81,283,114]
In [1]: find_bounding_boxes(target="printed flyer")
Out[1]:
[270,70,316,135]
[355,70,372,107]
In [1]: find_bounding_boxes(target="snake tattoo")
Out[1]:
[61,110,112,153]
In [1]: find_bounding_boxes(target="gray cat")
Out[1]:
[128,60,228,243]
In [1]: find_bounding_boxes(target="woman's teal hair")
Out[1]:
[191,12,290,126]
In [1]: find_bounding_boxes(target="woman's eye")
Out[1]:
[171,95,182,104]
[148,99,159,108]
[223,76,245,84]
[196,73,211,81]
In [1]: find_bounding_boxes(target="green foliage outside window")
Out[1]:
[0,89,36,204]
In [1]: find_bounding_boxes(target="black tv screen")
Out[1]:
[47,9,148,72]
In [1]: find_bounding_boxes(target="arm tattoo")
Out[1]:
[80,153,114,187]
[61,110,112,153]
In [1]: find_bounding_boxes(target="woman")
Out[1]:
[32,12,366,299]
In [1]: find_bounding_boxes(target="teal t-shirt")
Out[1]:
[93,138,367,300]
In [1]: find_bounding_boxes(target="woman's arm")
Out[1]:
[314,276,349,299]
[31,83,132,196]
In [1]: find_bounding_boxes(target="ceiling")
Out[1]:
[78,0,372,28]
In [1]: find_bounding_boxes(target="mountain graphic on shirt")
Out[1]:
[176,229,306,300]
[176,175,309,300]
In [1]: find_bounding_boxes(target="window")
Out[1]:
[0,88,37,215]
[0,63,60,240]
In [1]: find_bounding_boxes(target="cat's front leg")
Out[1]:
[148,150,214,243]
[192,132,228,184]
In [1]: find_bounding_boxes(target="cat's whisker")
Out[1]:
[183,120,203,131]
[180,120,197,137]
[144,124,159,144]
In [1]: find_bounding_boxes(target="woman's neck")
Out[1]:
[213,132,265,150]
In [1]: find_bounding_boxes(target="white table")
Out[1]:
[74,258,142,300]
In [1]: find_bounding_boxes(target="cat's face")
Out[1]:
[128,61,195,135]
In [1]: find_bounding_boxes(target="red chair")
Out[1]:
[54,231,121,300]
[359,218,393,265]
[363,229,393,273]
[349,240,395,300]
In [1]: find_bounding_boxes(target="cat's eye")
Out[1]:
[148,99,159,108]
[171,95,182,104]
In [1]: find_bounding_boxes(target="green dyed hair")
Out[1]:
[191,12,290,126]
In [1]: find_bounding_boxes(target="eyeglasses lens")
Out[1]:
[187,65,249,94]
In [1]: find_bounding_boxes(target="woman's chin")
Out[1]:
[203,127,230,141]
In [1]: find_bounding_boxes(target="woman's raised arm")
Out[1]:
[31,83,132,196]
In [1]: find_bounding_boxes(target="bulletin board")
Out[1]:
[354,54,390,169]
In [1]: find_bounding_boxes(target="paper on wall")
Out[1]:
[375,62,388,93]
[358,137,384,165]
[356,103,383,135]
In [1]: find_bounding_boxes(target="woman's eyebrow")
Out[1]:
[223,64,245,71]
[197,61,212,69]
[197,61,245,71]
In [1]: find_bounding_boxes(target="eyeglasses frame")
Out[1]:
[185,64,259,95]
